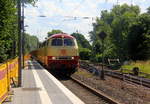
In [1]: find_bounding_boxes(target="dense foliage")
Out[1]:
[128,14,150,60]
[79,48,91,60]
[1,1,150,64]
[71,32,91,60]
[24,33,39,53]
[90,4,150,62]
[47,29,63,37]
[0,0,38,63]
[24,0,38,5]
[0,0,17,62]
[71,32,91,49]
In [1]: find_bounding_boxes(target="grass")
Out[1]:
[121,60,150,78]
[75,69,93,78]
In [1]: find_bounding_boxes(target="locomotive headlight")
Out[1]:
[52,57,56,60]
[71,57,74,60]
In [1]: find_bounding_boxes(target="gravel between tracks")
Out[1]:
[60,78,109,104]
[72,68,150,104]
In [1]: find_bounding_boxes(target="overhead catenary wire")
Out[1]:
[60,0,111,23]
[70,0,85,15]
[53,0,110,32]
[56,0,86,27]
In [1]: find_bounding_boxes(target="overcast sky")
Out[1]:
[24,0,150,41]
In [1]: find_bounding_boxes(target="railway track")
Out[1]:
[80,61,150,88]
[39,63,120,104]
[35,59,150,104]
[59,75,120,104]
[31,59,118,104]
[70,76,120,104]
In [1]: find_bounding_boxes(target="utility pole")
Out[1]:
[17,0,22,87]
[22,0,25,68]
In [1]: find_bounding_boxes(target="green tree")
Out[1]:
[71,32,91,60]
[71,32,91,49]
[128,13,150,60]
[47,29,63,37]
[22,0,38,5]
[0,0,17,62]
[90,4,140,61]
[109,4,140,60]
[147,7,150,14]
[0,0,38,63]
[92,40,102,54]
[79,48,91,60]
[24,33,39,53]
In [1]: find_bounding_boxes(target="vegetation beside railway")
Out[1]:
[73,68,150,104]
[71,32,92,60]
[24,33,39,53]
[73,4,150,75]
[0,0,38,63]
[0,0,150,72]
[122,61,150,78]
[62,5,150,73]
[89,4,150,62]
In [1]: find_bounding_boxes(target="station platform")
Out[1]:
[4,60,84,104]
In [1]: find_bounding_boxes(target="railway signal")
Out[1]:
[98,31,107,80]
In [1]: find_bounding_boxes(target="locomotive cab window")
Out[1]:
[64,38,74,46]
[51,38,63,46]
[51,38,75,46]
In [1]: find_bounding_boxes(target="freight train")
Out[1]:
[31,33,79,76]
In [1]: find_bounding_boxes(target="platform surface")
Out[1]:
[3,60,84,104]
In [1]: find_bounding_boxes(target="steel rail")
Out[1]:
[70,76,121,104]
[79,61,150,88]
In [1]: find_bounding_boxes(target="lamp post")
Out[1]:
[98,31,107,80]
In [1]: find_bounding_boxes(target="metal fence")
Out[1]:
[0,54,30,104]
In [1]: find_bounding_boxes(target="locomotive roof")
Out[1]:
[41,33,76,45]
[50,33,74,39]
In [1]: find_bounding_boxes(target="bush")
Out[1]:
[95,54,103,62]
[132,67,139,76]
[90,54,102,62]
[79,48,91,60]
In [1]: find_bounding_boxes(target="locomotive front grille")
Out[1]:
[57,56,72,60]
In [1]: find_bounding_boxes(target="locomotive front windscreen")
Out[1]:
[64,38,74,46]
[51,38,63,46]
[51,38,75,46]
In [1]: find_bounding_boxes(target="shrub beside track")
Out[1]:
[80,60,150,88]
